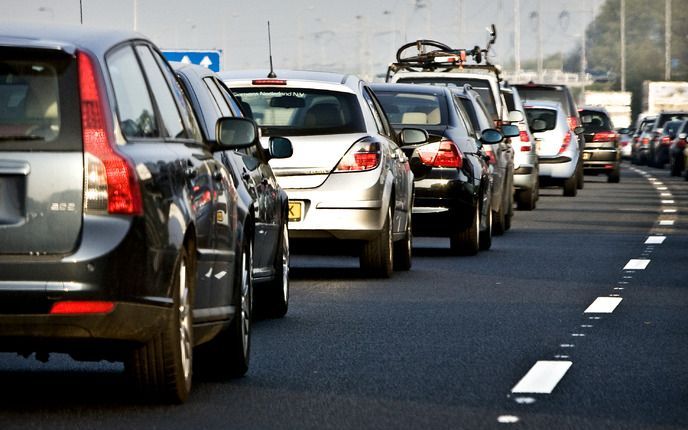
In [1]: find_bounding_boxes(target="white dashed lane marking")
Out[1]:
[585,297,623,313]
[511,361,573,394]
[623,259,651,270]
[659,220,675,226]
[645,236,667,244]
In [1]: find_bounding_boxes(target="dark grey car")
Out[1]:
[0,23,256,403]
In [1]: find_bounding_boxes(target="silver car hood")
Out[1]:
[263,133,370,189]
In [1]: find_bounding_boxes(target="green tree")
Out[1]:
[568,0,688,120]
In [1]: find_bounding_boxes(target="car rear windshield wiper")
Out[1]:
[0,135,46,141]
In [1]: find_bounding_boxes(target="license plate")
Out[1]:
[288,201,303,222]
[583,152,591,160]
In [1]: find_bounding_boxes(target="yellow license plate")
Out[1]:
[288,201,303,222]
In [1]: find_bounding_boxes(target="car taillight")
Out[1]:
[661,136,671,145]
[520,145,531,152]
[641,137,649,146]
[593,131,617,142]
[559,132,571,154]
[335,138,381,171]
[567,116,578,130]
[519,130,530,142]
[79,51,142,215]
[50,301,115,315]
[251,79,287,85]
[417,139,463,168]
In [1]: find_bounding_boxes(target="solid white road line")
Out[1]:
[623,259,651,270]
[585,297,623,313]
[511,361,573,394]
[645,236,667,244]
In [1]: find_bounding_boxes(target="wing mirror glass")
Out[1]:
[480,128,503,144]
[400,128,429,145]
[268,136,293,159]
[216,117,257,149]
[501,124,520,138]
[507,110,524,123]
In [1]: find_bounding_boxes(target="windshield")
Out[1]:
[375,91,446,126]
[230,87,365,136]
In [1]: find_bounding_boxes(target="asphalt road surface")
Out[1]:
[0,162,686,430]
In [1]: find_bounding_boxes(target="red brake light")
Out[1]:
[661,136,671,144]
[78,51,142,215]
[520,145,531,152]
[593,131,617,142]
[417,139,463,168]
[335,139,381,171]
[50,301,115,315]
[519,130,529,142]
[641,137,649,145]
[559,132,571,154]
[252,79,287,85]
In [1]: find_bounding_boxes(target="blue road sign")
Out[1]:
[162,50,222,72]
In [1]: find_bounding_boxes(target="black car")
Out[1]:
[578,107,621,183]
[371,83,507,255]
[0,23,256,403]
[172,62,293,318]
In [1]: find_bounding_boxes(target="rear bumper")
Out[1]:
[538,155,576,179]
[412,175,477,235]
[583,149,619,173]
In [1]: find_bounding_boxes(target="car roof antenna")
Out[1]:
[267,21,277,78]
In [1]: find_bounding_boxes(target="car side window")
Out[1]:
[454,98,477,138]
[107,45,159,139]
[135,45,186,139]
[362,86,394,139]
[203,77,234,117]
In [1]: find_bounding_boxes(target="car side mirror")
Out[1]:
[268,136,293,159]
[399,128,429,145]
[507,110,524,123]
[216,117,257,149]
[574,125,585,135]
[480,128,503,144]
[530,119,549,133]
[679,133,687,140]
[501,124,520,138]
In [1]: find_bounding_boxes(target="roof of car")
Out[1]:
[171,61,216,79]
[0,22,144,55]
[369,82,452,95]
[522,100,565,110]
[218,69,361,91]
[579,106,610,114]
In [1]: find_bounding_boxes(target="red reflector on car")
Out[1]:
[50,301,115,315]
[252,79,287,85]
[520,145,531,152]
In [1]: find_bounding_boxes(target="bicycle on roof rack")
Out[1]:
[385,24,501,82]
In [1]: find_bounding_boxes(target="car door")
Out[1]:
[205,76,281,277]
[362,85,412,235]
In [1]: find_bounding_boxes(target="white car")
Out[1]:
[524,101,583,197]
[220,70,417,277]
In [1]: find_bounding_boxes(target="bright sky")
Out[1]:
[5,0,605,79]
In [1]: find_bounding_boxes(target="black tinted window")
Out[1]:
[204,77,234,117]
[231,87,365,136]
[135,46,185,139]
[525,107,558,130]
[0,47,80,150]
[580,110,613,132]
[107,45,159,138]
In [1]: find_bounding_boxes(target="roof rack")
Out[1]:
[385,25,502,82]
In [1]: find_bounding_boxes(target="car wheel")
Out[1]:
[608,168,621,183]
[259,222,289,318]
[194,233,253,379]
[670,157,683,177]
[563,174,577,197]
[576,162,584,189]
[393,212,412,271]
[126,244,194,403]
[516,188,536,211]
[504,180,513,231]
[479,200,492,251]
[492,188,506,236]
[360,206,393,278]
[450,204,479,256]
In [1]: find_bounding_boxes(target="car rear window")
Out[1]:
[580,110,612,132]
[515,86,575,117]
[230,87,365,136]
[525,107,557,131]
[375,91,446,126]
[657,113,688,129]
[0,47,80,151]
[396,76,498,120]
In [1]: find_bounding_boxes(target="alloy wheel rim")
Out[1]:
[178,257,192,382]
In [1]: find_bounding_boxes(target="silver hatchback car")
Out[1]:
[221,70,416,277]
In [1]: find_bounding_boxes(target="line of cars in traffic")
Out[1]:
[627,111,688,179]
[0,23,606,403]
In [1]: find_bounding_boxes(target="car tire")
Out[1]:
[126,244,195,404]
[504,179,513,231]
[393,212,412,271]
[479,200,492,251]
[360,206,393,278]
[670,157,683,177]
[576,162,584,189]
[516,188,536,211]
[492,189,507,236]
[450,204,479,256]
[608,169,621,183]
[259,222,289,318]
[195,233,253,380]
[563,175,577,197]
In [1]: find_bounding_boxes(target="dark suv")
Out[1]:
[514,83,585,189]
[579,107,621,183]
[0,23,256,403]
